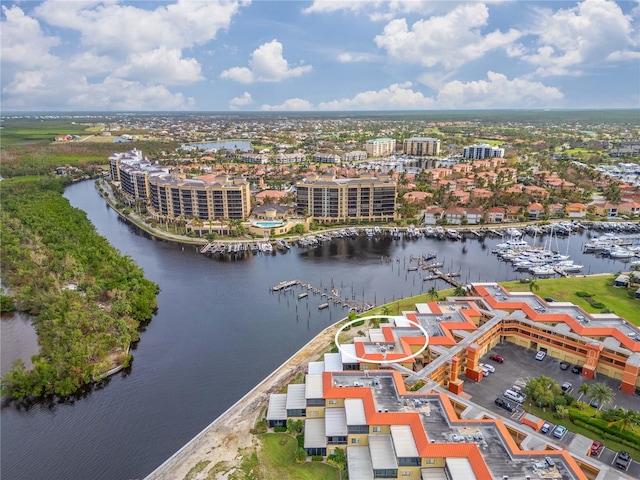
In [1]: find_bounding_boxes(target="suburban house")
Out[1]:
[566,203,587,218]
[486,207,505,223]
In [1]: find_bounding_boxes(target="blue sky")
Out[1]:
[1,0,639,111]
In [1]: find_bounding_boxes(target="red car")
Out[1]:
[590,441,603,456]
[489,354,504,363]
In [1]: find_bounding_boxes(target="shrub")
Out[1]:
[273,426,286,433]
[311,455,324,462]
[352,319,365,327]
[575,291,593,297]
[296,434,304,449]
[591,302,606,309]
[254,418,268,434]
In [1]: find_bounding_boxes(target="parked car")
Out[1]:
[480,364,490,376]
[483,363,496,373]
[489,353,504,363]
[495,397,516,413]
[552,425,567,438]
[559,362,570,370]
[540,422,551,434]
[615,451,631,470]
[571,365,582,374]
[535,351,547,361]
[545,297,556,302]
[561,382,572,393]
[590,441,603,456]
[589,398,599,408]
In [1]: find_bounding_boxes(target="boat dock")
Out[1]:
[271,280,374,313]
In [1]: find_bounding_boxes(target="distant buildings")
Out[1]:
[403,137,440,156]
[296,174,397,223]
[462,143,505,160]
[365,138,396,158]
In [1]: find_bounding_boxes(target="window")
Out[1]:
[424,459,436,464]
[402,472,411,477]
[309,411,318,416]
[328,399,337,405]
[351,438,360,444]
[372,426,381,432]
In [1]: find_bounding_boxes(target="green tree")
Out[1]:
[286,418,304,435]
[578,383,590,400]
[606,408,640,433]
[294,447,308,464]
[427,287,439,301]
[524,375,562,408]
[327,447,347,473]
[529,280,540,293]
[454,286,467,297]
[590,383,614,411]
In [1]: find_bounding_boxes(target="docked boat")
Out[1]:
[298,292,308,299]
[318,303,329,310]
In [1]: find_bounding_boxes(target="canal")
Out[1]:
[0,180,631,480]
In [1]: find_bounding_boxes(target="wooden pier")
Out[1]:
[271,279,373,313]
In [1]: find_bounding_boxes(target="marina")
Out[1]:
[3,179,639,480]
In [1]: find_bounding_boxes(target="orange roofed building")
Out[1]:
[267,285,640,478]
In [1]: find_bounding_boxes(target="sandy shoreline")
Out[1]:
[144,319,345,480]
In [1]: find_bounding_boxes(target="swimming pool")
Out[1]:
[254,221,284,228]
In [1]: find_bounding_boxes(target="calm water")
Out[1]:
[0,180,630,480]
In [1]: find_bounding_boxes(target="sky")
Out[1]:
[1,0,639,111]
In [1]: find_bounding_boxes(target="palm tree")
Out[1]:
[529,280,540,293]
[454,285,467,297]
[590,383,614,411]
[606,408,640,433]
[427,287,439,301]
[578,383,590,400]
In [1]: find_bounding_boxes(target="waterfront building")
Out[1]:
[110,150,251,221]
[403,137,441,156]
[268,283,640,478]
[462,143,505,160]
[295,174,397,223]
[365,138,396,158]
[148,174,251,221]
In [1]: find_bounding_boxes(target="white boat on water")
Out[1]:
[530,266,556,276]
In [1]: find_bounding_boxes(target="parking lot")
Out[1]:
[463,341,640,478]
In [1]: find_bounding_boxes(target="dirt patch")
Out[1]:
[145,321,359,479]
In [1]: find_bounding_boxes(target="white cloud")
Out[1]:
[1,5,60,69]
[112,47,203,86]
[374,4,522,69]
[435,72,564,108]
[220,40,312,83]
[261,98,314,111]
[259,73,563,111]
[523,0,639,76]
[304,0,483,21]
[34,0,244,54]
[229,92,253,109]
[318,82,434,110]
[337,52,377,63]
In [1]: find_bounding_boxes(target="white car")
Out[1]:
[483,363,496,373]
[535,351,547,361]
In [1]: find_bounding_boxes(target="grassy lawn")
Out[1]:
[499,276,639,325]
[258,433,340,480]
[523,404,640,462]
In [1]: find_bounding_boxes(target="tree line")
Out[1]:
[1,176,158,398]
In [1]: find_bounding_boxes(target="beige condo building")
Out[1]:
[403,137,441,156]
[296,174,397,223]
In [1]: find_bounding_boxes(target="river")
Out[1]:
[0,180,631,480]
